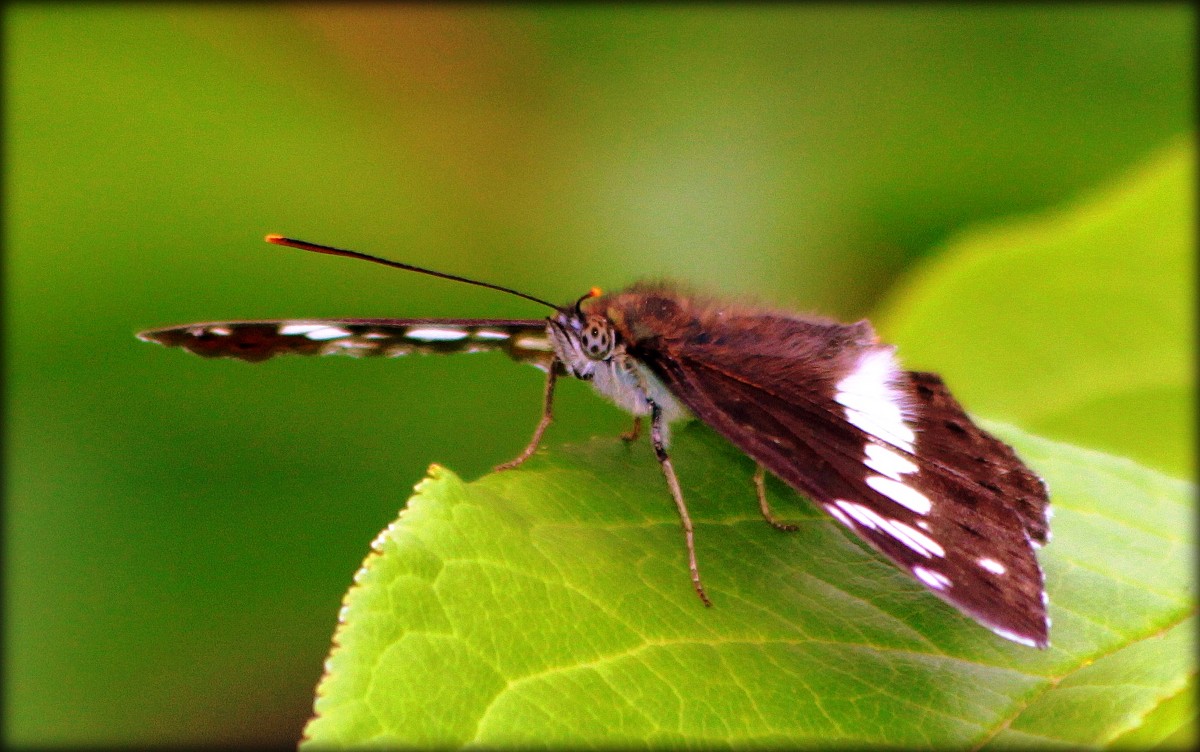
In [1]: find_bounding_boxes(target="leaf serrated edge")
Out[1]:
[301,464,465,744]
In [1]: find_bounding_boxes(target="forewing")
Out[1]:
[138,318,554,369]
[637,341,1051,648]
[906,371,1050,547]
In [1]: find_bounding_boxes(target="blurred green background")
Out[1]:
[4,4,1192,745]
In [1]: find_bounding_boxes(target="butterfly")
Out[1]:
[139,235,1051,648]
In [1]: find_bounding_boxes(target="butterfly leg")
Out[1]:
[621,416,643,443]
[494,361,559,472]
[649,400,712,607]
[753,465,800,532]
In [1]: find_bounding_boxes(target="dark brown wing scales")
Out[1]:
[138,319,553,367]
[648,351,1049,646]
[601,290,1050,647]
[907,372,1050,546]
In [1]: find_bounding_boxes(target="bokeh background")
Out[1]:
[4,4,1192,745]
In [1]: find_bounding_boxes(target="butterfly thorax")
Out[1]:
[548,303,687,427]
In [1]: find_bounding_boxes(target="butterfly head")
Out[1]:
[548,289,617,380]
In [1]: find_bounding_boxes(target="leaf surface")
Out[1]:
[303,423,1194,747]
[876,138,1194,478]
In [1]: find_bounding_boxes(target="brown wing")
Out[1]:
[620,303,1050,647]
[905,371,1050,547]
[137,318,554,369]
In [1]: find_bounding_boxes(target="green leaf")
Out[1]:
[302,423,1193,747]
[1104,675,1194,750]
[876,138,1194,479]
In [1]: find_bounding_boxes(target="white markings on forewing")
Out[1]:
[864,443,918,480]
[834,499,880,530]
[838,350,935,532]
[844,409,916,453]
[866,475,932,515]
[1035,507,1054,547]
[279,323,352,340]
[835,348,915,451]
[473,329,511,340]
[977,557,1007,575]
[887,519,945,558]
[280,324,326,336]
[833,500,945,558]
[824,503,854,529]
[990,626,1042,649]
[515,336,554,351]
[405,328,469,342]
[912,566,951,591]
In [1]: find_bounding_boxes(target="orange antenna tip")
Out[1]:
[589,286,603,298]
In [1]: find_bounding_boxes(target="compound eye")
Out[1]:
[580,317,614,360]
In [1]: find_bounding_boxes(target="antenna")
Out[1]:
[264,234,560,311]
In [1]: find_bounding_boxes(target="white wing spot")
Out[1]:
[209,326,232,336]
[308,327,352,340]
[977,557,1007,575]
[836,349,915,451]
[1036,508,1054,548]
[990,626,1042,648]
[834,500,880,530]
[885,518,945,558]
[866,474,932,515]
[912,566,951,591]
[280,324,327,335]
[824,503,854,529]
[473,329,512,340]
[864,443,919,480]
[844,408,916,451]
[406,328,469,342]
[279,324,351,340]
[832,501,943,558]
[514,336,554,351]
